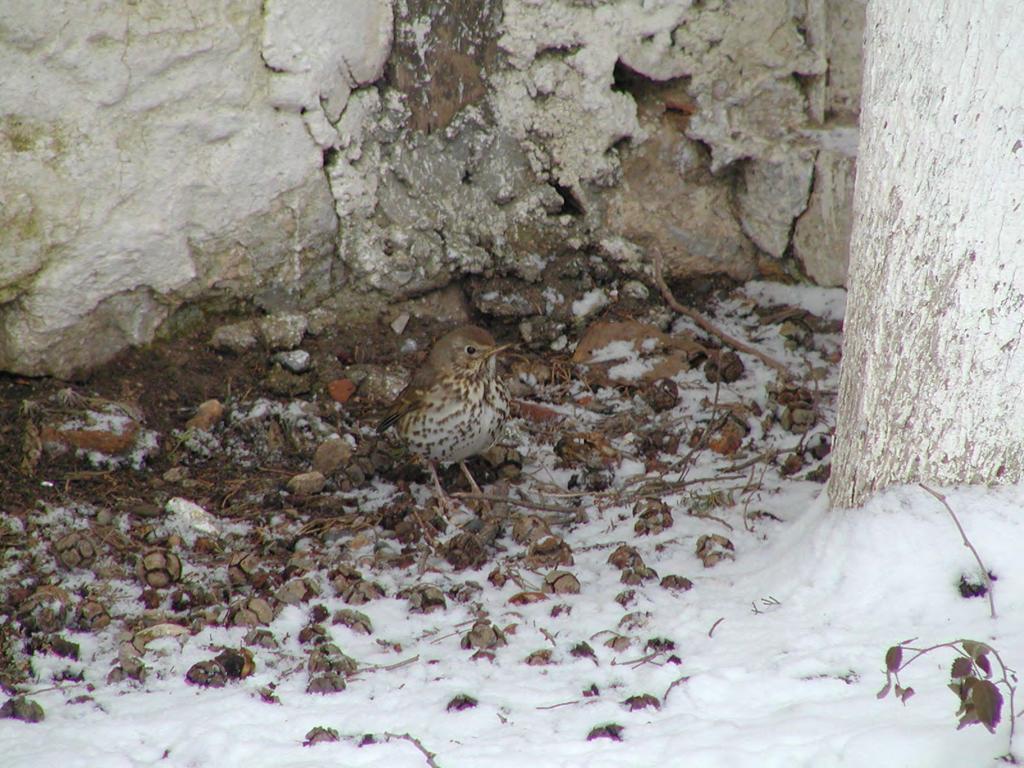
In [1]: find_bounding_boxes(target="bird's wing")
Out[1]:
[375,381,427,433]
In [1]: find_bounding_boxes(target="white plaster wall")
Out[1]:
[0,0,391,376]
[0,0,862,376]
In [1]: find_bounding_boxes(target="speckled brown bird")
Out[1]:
[377,325,512,508]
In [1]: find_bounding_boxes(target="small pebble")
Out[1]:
[272,350,312,374]
[306,307,335,336]
[313,438,353,475]
[185,399,223,431]
[166,497,221,537]
[258,313,308,350]
[390,312,410,334]
[163,466,190,483]
[210,321,258,353]
[287,471,326,495]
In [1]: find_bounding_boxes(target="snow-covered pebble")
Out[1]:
[165,497,221,538]
[271,349,312,374]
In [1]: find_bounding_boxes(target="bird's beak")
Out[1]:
[486,343,514,358]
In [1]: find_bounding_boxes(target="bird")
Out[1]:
[377,325,512,516]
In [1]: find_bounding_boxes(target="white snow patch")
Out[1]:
[572,288,609,318]
[742,280,848,321]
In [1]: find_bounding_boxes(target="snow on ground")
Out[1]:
[3,283,1021,768]
[6,484,1020,767]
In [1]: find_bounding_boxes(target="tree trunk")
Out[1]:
[829,0,1024,508]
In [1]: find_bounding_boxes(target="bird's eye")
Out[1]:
[465,345,477,355]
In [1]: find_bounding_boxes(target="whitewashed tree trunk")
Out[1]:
[829,0,1024,508]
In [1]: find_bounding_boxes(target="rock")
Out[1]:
[288,471,326,495]
[210,322,259,354]
[621,280,649,300]
[0,0,376,376]
[305,307,336,336]
[166,497,221,537]
[606,93,758,281]
[272,349,312,373]
[0,0,861,379]
[736,152,816,258]
[471,284,543,319]
[823,0,867,117]
[340,364,405,402]
[185,399,224,431]
[793,145,857,286]
[682,3,826,172]
[389,312,410,334]
[313,438,353,475]
[394,285,472,325]
[258,313,308,351]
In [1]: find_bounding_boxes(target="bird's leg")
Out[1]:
[459,461,483,495]
[459,461,493,514]
[427,460,460,519]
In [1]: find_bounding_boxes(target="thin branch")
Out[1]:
[919,483,996,619]
[707,617,725,638]
[651,250,791,379]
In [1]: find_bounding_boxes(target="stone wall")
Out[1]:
[0,0,863,376]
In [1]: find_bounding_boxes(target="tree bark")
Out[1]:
[830,0,1024,508]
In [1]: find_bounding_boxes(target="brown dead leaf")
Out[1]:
[525,649,553,666]
[572,320,706,386]
[515,400,562,423]
[508,591,548,606]
[41,421,138,455]
[572,321,667,364]
[708,420,744,456]
[695,534,735,568]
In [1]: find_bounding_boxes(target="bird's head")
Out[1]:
[430,326,511,377]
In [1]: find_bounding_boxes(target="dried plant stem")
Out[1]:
[662,675,690,704]
[987,645,1018,749]
[380,733,442,768]
[919,483,996,619]
[651,250,791,379]
[536,699,581,710]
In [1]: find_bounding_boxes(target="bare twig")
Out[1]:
[919,483,996,619]
[722,450,779,473]
[662,675,690,704]
[451,491,573,514]
[380,732,442,768]
[536,699,582,710]
[708,617,725,638]
[652,250,791,379]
